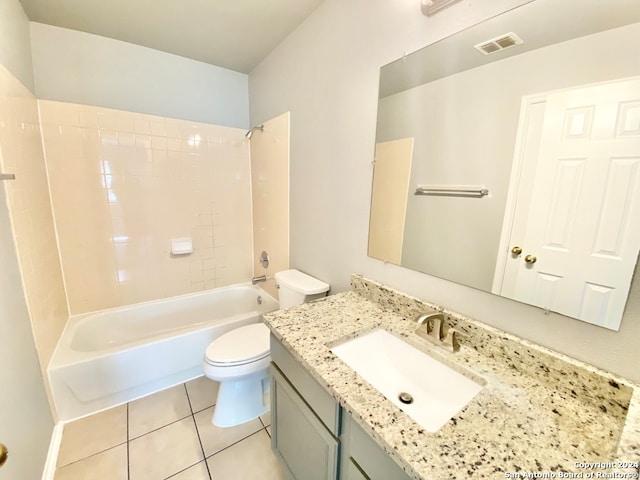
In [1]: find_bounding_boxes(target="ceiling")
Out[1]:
[18,0,323,74]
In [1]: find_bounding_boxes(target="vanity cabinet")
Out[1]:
[270,336,340,480]
[340,414,412,480]
[270,335,413,480]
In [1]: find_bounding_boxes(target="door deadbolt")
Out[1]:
[0,443,8,468]
[524,254,537,264]
[511,246,522,255]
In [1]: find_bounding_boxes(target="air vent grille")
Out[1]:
[474,32,523,55]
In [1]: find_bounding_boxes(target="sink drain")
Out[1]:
[398,392,414,405]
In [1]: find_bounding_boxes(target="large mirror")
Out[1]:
[369,0,640,330]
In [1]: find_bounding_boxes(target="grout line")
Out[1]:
[127,412,194,441]
[164,460,209,479]
[55,442,129,469]
[185,383,213,480]
[204,429,265,460]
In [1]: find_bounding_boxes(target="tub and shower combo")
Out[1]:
[49,283,278,421]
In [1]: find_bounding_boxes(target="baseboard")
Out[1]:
[41,422,63,480]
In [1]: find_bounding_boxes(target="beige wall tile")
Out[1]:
[250,112,290,298]
[0,66,68,404]
[40,101,254,313]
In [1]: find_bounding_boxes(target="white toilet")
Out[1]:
[202,269,330,427]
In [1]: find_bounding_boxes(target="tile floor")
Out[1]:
[53,376,288,480]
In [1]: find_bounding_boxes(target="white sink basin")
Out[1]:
[330,328,483,432]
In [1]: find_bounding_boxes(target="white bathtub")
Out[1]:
[48,283,278,421]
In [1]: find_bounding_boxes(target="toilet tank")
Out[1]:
[275,269,330,308]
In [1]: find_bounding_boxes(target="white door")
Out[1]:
[369,138,414,264]
[503,77,640,329]
[0,181,54,479]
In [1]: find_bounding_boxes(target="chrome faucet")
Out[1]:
[251,275,267,285]
[415,311,460,352]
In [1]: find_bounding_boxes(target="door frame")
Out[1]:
[492,93,547,295]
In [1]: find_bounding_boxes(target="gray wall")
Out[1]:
[248,0,640,383]
[30,22,250,128]
[0,0,34,91]
[0,0,54,476]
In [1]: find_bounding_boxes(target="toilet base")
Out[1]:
[212,369,270,428]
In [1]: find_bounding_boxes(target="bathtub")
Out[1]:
[48,283,278,421]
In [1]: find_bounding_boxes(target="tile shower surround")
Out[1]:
[39,101,254,314]
[0,65,68,374]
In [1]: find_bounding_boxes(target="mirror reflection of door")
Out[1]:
[368,138,414,264]
[497,77,640,329]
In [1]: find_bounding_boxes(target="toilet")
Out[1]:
[202,269,330,427]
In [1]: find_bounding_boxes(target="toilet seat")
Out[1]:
[204,323,270,367]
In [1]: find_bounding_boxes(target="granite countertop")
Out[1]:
[263,275,640,480]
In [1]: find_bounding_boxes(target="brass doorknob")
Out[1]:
[524,254,537,264]
[0,443,8,468]
[511,246,522,255]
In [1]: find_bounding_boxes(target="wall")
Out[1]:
[40,100,253,314]
[377,22,640,292]
[0,181,53,480]
[0,0,34,92]
[248,0,640,383]
[250,112,290,298]
[0,3,57,471]
[30,22,250,128]
[0,64,69,379]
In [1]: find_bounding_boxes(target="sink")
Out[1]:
[330,328,483,432]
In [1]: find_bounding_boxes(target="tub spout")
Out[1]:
[252,275,267,285]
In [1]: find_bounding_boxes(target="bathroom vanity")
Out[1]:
[270,332,411,480]
[265,275,640,480]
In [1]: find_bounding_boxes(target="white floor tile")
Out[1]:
[185,375,219,413]
[207,430,286,480]
[129,416,203,480]
[168,460,211,480]
[194,407,263,457]
[54,382,283,480]
[260,410,271,427]
[54,444,127,480]
[57,404,127,467]
[129,384,192,438]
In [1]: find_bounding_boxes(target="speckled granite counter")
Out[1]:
[263,275,640,480]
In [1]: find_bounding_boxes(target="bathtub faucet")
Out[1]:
[251,275,267,285]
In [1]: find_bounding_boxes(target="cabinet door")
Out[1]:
[341,414,413,480]
[270,365,339,480]
[346,459,370,480]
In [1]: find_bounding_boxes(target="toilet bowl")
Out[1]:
[203,269,329,428]
[202,323,271,427]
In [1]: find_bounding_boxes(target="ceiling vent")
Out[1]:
[474,32,523,55]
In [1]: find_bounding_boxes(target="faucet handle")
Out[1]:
[442,328,461,353]
[427,316,444,341]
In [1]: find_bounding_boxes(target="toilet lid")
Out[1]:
[205,323,270,366]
